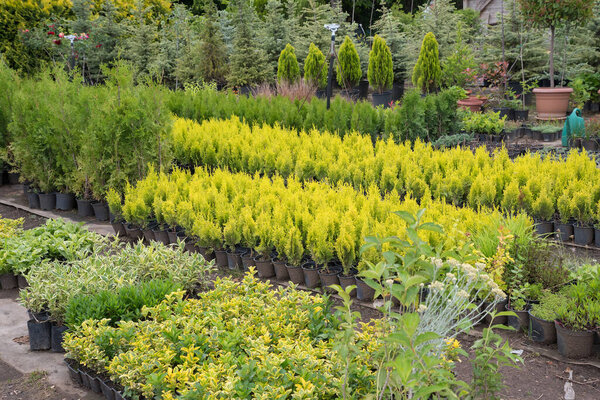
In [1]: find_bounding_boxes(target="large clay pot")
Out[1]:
[457,97,483,112]
[532,87,572,120]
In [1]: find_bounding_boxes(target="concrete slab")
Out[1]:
[0,295,102,399]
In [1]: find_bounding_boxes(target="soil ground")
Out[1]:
[1,190,600,399]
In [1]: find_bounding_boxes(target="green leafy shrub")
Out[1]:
[336,36,362,88]
[367,35,393,94]
[412,32,441,94]
[277,43,300,84]
[64,279,182,328]
[530,291,567,321]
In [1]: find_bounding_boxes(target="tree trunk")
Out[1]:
[549,25,555,88]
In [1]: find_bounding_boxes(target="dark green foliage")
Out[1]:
[198,0,228,84]
[260,0,289,79]
[395,89,427,142]
[277,43,300,84]
[423,87,463,141]
[335,36,361,88]
[65,279,182,328]
[303,43,327,89]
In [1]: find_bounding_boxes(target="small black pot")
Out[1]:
[273,259,289,281]
[100,379,115,400]
[55,193,76,211]
[29,310,50,322]
[167,230,178,244]
[528,311,556,344]
[142,228,155,243]
[506,305,529,333]
[65,360,82,385]
[358,79,369,99]
[92,202,109,221]
[27,192,40,209]
[318,265,342,293]
[27,319,51,351]
[582,138,598,152]
[555,321,594,358]
[534,220,554,236]
[542,131,557,142]
[255,257,275,278]
[152,229,170,245]
[286,264,304,285]
[392,81,404,101]
[7,172,19,184]
[355,277,375,302]
[594,228,600,248]
[87,373,102,393]
[111,221,127,237]
[196,246,214,262]
[484,299,508,325]
[514,109,529,121]
[554,222,574,242]
[302,261,321,289]
[493,107,514,120]
[0,273,18,289]
[371,91,393,108]
[226,250,243,270]
[17,275,28,288]
[124,224,143,241]
[573,225,594,246]
[184,241,197,254]
[338,273,357,298]
[38,192,56,210]
[51,324,68,352]
[76,199,95,217]
[241,253,256,271]
[214,250,229,268]
[80,371,91,389]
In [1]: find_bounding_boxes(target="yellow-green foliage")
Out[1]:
[171,117,600,224]
[0,216,23,239]
[63,273,380,399]
[121,167,532,269]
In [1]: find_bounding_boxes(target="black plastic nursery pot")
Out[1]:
[152,228,170,245]
[302,261,321,289]
[0,273,18,290]
[392,81,404,101]
[214,249,229,268]
[26,192,40,209]
[554,222,574,242]
[582,139,598,152]
[55,193,76,211]
[528,311,557,344]
[338,273,357,298]
[542,132,557,142]
[371,91,393,108]
[286,264,305,285]
[197,246,215,262]
[241,253,256,271]
[38,192,56,210]
[76,199,95,217]
[28,309,50,322]
[85,372,102,394]
[356,277,375,302]
[484,299,508,325]
[111,221,127,237]
[184,241,197,254]
[226,250,243,270]
[514,109,529,121]
[167,229,178,244]
[80,371,91,389]
[506,306,529,333]
[595,228,600,248]
[124,224,143,241]
[358,80,369,99]
[51,324,68,353]
[254,257,275,278]
[534,220,554,236]
[7,172,19,185]
[65,359,82,385]
[100,379,116,400]
[142,227,155,243]
[573,225,594,246]
[555,321,594,358]
[318,265,342,293]
[273,259,289,281]
[493,107,514,121]
[17,274,28,288]
[27,319,51,351]
[92,202,109,221]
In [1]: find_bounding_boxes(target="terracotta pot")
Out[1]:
[533,87,572,120]
[457,97,483,112]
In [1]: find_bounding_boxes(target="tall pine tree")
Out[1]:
[260,0,289,80]
[198,0,228,84]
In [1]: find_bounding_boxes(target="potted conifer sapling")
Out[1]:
[304,43,327,98]
[336,36,362,99]
[367,35,394,108]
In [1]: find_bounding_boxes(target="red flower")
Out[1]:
[53,39,61,45]
[47,31,55,35]
[95,43,102,48]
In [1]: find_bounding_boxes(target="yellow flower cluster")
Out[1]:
[63,273,380,399]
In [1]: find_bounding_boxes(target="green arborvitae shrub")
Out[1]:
[412,32,441,94]
[367,35,393,94]
[336,36,362,88]
[277,43,300,84]
[198,0,229,85]
[303,43,327,89]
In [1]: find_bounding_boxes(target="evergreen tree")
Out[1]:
[228,0,271,87]
[260,0,289,80]
[367,35,393,93]
[412,32,441,94]
[372,5,407,82]
[198,0,228,84]
[304,43,327,89]
[119,3,160,82]
[336,36,361,88]
[277,43,300,83]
